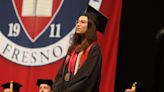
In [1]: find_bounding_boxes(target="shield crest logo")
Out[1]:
[0,0,90,66]
[12,0,63,41]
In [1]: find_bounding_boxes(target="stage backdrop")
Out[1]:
[0,0,122,92]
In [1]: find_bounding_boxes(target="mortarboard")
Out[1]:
[86,5,108,33]
[1,81,22,91]
[36,79,53,88]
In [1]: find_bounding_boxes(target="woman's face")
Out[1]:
[75,16,88,34]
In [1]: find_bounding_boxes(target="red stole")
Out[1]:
[65,42,95,75]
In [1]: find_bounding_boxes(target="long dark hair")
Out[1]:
[67,13,97,54]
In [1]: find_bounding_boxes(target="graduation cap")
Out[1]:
[86,5,108,33]
[36,79,53,88]
[1,81,22,91]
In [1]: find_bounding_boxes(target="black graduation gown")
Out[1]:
[53,43,102,92]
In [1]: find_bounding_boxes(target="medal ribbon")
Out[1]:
[68,52,78,74]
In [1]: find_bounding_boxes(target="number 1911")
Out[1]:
[7,23,61,38]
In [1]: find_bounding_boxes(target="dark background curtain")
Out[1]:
[115,0,164,92]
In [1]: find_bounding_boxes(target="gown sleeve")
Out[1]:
[53,58,65,92]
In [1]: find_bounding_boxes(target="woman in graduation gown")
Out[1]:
[53,12,102,92]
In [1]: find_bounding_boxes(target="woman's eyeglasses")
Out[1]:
[75,20,88,25]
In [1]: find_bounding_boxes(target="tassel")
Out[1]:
[10,81,13,92]
[131,82,137,92]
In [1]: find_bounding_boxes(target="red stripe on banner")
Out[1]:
[0,56,63,92]
[98,0,122,92]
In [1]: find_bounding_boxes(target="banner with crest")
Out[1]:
[0,0,122,92]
